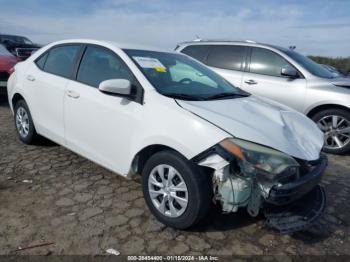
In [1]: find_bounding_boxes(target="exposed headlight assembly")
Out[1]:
[219,138,299,179]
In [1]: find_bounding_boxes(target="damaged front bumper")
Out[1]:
[196,145,327,234]
[266,155,327,206]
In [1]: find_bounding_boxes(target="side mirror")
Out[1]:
[281,66,299,78]
[99,79,132,97]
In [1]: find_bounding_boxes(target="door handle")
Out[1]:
[26,75,35,81]
[66,90,80,99]
[244,79,258,85]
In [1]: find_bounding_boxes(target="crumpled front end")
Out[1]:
[195,142,327,234]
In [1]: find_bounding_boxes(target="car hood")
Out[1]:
[4,42,41,50]
[177,95,323,161]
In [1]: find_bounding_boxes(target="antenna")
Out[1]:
[194,35,201,41]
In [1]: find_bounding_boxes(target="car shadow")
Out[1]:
[35,137,58,147]
[191,205,263,232]
[0,181,12,191]
[291,224,333,244]
[189,200,334,244]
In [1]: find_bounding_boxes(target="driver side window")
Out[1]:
[250,47,295,77]
[77,46,134,87]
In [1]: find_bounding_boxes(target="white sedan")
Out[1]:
[7,39,327,232]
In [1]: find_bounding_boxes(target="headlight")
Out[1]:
[219,138,299,178]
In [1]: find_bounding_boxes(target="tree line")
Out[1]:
[308,56,350,75]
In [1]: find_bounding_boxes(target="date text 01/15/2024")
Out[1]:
[127,255,219,261]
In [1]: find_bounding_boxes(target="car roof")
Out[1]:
[47,39,173,53]
[0,34,29,38]
[176,39,290,52]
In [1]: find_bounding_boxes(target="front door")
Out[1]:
[241,47,307,112]
[64,45,142,175]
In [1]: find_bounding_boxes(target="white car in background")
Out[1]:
[7,39,326,232]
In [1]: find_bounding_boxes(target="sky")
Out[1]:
[0,0,349,57]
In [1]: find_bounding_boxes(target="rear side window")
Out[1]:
[180,45,210,63]
[206,45,246,71]
[44,45,81,78]
[77,46,133,87]
[35,53,48,70]
[249,47,292,77]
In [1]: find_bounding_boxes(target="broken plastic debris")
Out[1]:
[264,185,326,234]
[22,179,33,183]
[106,248,120,256]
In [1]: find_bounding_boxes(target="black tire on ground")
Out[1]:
[312,108,350,154]
[142,150,212,229]
[14,99,39,144]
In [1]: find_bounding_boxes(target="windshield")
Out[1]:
[0,44,12,56]
[124,49,249,100]
[282,50,335,79]
[0,35,33,45]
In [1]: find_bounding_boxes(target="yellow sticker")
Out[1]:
[155,66,167,72]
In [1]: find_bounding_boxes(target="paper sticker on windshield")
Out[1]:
[155,66,167,72]
[133,56,166,71]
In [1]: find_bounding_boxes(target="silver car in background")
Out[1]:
[175,40,350,154]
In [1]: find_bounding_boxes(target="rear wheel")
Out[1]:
[142,150,212,229]
[14,99,39,144]
[312,108,350,154]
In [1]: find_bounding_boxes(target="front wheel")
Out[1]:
[312,108,350,154]
[142,150,212,229]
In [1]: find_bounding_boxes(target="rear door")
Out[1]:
[23,44,81,143]
[205,45,247,88]
[241,47,307,111]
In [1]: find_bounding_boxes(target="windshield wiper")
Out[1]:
[205,92,250,100]
[162,93,205,101]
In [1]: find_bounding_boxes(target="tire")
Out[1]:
[14,99,39,144]
[312,108,350,154]
[142,150,212,229]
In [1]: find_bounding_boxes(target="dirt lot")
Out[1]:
[0,95,350,256]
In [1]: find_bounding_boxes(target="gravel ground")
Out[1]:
[0,95,350,256]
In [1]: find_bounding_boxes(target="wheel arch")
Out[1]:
[307,104,350,118]
[11,93,26,112]
[128,143,214,178]
[129,144,184,177]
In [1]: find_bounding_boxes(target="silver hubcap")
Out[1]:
[317,115,350,150]
[148,164,188,218]
[16,107,30,138]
